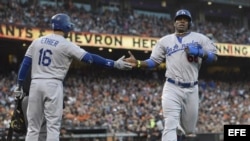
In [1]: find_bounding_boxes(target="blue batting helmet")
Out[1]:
[51,13,74,32]
[174,9,192,22]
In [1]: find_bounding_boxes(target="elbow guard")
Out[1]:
[205,52,216,63]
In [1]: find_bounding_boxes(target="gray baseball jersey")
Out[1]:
[25,34,87,80]
[151,32,216,82]
[24,33,87,141]
[149,32,217,141]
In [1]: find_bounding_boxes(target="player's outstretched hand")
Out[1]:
[13,85,24,100]
[114,56,132,70]
[185,44,204,57]
[124,51,137,67]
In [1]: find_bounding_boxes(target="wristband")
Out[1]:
[137,60,141,68]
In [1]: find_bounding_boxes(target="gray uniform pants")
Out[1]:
[22,96,47,141]
[25,79,63,141]
[161,81,199,141]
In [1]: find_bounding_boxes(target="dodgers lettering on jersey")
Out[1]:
[150,32,217,82]
[25,34,87,80]
[166,41,199,56]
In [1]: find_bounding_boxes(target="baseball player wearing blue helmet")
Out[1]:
[125,9,218,141]
[14,13,132,141]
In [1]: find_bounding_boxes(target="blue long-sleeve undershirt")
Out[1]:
[18,56,32,85]
[81,53,115,68]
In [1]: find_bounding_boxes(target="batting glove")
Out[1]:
[114,56,132,70]
[185,44,204,57]
[13,84,24,100]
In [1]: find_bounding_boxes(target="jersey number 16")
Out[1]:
[38,48,53,66]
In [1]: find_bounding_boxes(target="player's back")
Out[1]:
[25,33,86,81]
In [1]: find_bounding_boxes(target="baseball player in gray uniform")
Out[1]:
[13,13,132,141]
[125,9,218,141]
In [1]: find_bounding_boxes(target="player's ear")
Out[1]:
[188,21,193,29]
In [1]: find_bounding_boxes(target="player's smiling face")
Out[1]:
[174,16,190,33]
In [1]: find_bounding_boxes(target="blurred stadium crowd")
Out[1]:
[0,0,250,139]
[0,0,249,44]
[0,68,250,135]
